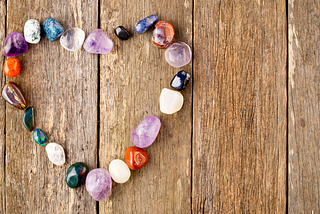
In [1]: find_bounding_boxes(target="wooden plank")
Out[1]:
[288,0,320,212]
[0,0,6,213]
[193,0,287,213]
[99,0,192,213]
[6,0,98,213]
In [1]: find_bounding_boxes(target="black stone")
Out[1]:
[170,70,190,91]
[115,26,130,40]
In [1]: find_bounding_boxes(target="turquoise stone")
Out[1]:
[66,162,89,188]
[23,107,34,132]
[32,129,47,146]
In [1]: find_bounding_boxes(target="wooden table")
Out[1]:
[0,0,318,213]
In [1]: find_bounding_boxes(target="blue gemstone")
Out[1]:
[170,70,190,91]
[32,129,48,146]
[135,15,158,34]
[43,18,65,42]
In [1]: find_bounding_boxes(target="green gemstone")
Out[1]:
[32,129,47,146]
[66,162,89,188]
[23,107,34,132]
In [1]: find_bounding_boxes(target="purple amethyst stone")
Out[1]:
[3,32,28,57]
[83,29,113,54]
[132,116,161,148]
[85,168,112,201]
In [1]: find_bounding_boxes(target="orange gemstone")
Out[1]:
[152,21,175,48]
[124,147,149,170]
[3,58,21,77]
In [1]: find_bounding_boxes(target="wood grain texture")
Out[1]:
[289,0,320,213]
[99,0,192,213]
[6,1,98,213]
[192,0,287,213]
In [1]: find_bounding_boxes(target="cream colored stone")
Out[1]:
[160,88,184,114]
[109,159,131,184]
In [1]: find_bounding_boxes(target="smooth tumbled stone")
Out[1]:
[32,129,47,146]
[1,82,27,110]
[24,19,41,44]
[86,168,112,201]
[152,21,175,48]
[135,14,158,34]
[3,32,28,57]
[66,162,89,188]
[171,70,190,91]
[46,143,66,166]
[125,147,149,170]
[60,27,85,51]
[160,88,184,114]
[165,42,192,68]
[43,18,65,42]
[3,58,21,77]
[83,29,113,54]
[132,116,161,148]
[109,159,131,184]
[23,107,35,132]
[115,26,130,40]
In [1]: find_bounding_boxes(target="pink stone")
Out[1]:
[85,168,112,201]
[132,116,161,148]
[83,29,113,54]
[165,42,192,68]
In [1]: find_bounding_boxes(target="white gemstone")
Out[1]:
[109,159,131,184]
[160,88,184,114]
[24,19,41,44]
[60,27,85,51]
[46,143,66,166]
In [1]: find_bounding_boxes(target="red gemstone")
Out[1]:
[124,147,149,170]
[152,21,175,48]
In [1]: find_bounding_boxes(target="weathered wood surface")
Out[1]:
[289,0,320,213]
[192,0,287,213]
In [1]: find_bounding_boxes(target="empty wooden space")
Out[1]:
[0,0,318,213]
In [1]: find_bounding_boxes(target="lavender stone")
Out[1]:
[132,116,161,148]
[83,29,113,54]
[85,168,112,201]
[3,32,28,57]
[165,42,192,68]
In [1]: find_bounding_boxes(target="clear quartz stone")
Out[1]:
[60,27,85,51]
[45,143,66,165]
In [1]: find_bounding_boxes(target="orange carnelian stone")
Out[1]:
[3,58,21,77]
[125,147,149,170]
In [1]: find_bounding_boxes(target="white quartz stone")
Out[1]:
[160,88,184,114]
[24,19,41,44]
[109,159,131,184]
[46,143,66,166]
[60,27,85,51]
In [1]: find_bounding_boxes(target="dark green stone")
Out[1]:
[32,129,47,146]
[66,162,89,188]
[23,107,34,132]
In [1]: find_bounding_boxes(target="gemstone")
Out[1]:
[66,162,89,188]
[60,27,85,51]
[109,159,131,184]
[46,143,66,166]
[24,19,41,44]
[3,58,21,77]
[160,88,184,114]
[3,32,28,57]
[115,26,130,40]
[165,42,192,68]
[152,21,175,48]
[125,147,149,170]
[86,168,112,201]
[132,116,161,148]
[42,18,65,42]
[170,70,191,91]
[1,82,27,110]
[83,29,113,54]
[32,129,47,146]
[135,15,158,34]
[23,107,35,132]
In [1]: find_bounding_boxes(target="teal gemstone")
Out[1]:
[23,107,34,132]
[32,129,47,146]
[66,162,89,188]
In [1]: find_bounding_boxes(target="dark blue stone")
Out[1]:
[115,26,130,40]
[135,15,158,34]
[170,70,190,91]
[42,18,65,42]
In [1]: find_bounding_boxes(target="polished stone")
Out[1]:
[152,21,175,48]
[23,107,35,132]
[24,19,41,44]
[3,32,28,57]
[32,129,47,146]
[83,29,113,54]
[165,42,192,68]
[43,18,65,42]
[66,162,89,188]
[86,168,112,201]
[109,159,131,184]
[46,143,66,166]
[170,70,190,91]
[60,27,85,51]
[125,147,149,170]
[3,58,20,77]
[160,88,184,114]
[135,15,158,34]
[115,26,130,40]
[132,116,161,148]
[1,82,27,110]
